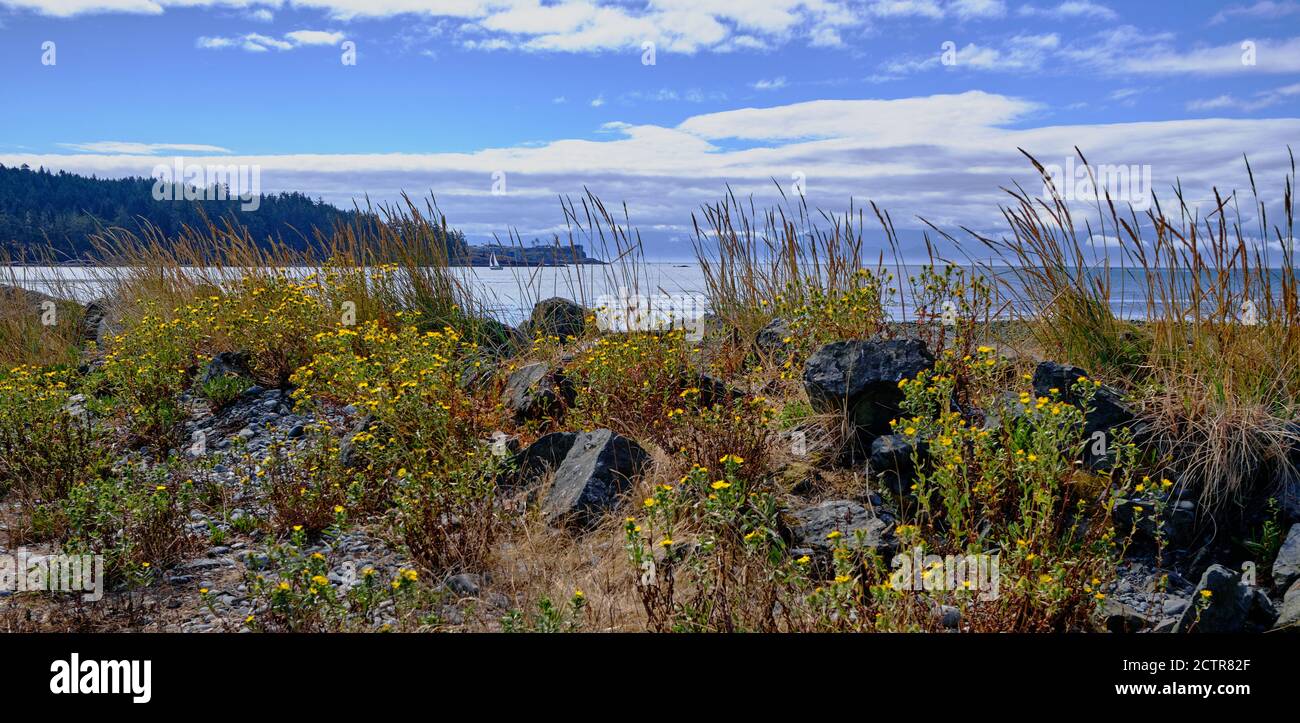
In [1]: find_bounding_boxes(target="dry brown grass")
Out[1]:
[973,148,1299,506]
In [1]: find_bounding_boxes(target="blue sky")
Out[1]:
[1,0,1298,258]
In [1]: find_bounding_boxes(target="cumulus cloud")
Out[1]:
[198,28,346,52]
[285,29,346,46]
[882,25,1300,78]
[751,76,788,90]
[884,33,1058,74]
[8,92,1294,249]
[56,141,233,154]
[1209,1,1300,25]
[3,0,870,54]
[951,0,1006,18]
[1115,36,1300,75]
[1188,82,1300,112]
[1017,1,1116,20]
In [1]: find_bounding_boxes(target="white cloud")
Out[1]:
[1209,1,1300,25]
[198,29,346,52]
[868,0,944,19]
[950,0,1006,18]
[1017,1,1116,20]
[1187,95,1240,111]
[2,0,870,54]
[0,0,165,17]
[886,26,1300,78]
[590,94,606,107]
[245,32,293,50]
[1188,82,1300,111]
[885,33,1058,74]
[57,141,233,154]
[809,26,843,47]
[196,35,236,49]
[1116,36,1300,75]
[285,30,346,46]
[7,93,1296,246]
[751,76,788,90]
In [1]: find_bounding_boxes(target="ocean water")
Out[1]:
[5,263,1295,325]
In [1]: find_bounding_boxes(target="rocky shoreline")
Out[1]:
[2,288,1298,633]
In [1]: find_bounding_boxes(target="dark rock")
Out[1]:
[1032,360,1136,438]
[980,391,1029,431]
[445,573,483,597]
[690,371,737,408]
[1174,564,1277,633]
[542,430,649,528]
[199,351,253,387]
[755,317,793,357]
[460,355,498,392]
[1099,599,1154,633]
[1151,617,1180,633]
[507,431,578,488]
[803,339,935,439]
[1114,496,1197,548]
[529,297,586,340]
[785,499,897,563]
[1274,472,1300,526]
[502,362,573,421]
[869,434,926,496]
[339,414,381,469]
[1271,524,1300,591]
[1162,596,1190,617]
[1273,581,1300,631]
[937,604,961,629]
[287,424,306,439]
[81,298,108,344]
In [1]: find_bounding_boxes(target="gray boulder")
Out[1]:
[755,317,794,357]
[1271,523,1300,591]
[1174,564,1277,633]
[1273,581,1300,631]
[1032,361,1136,439]
[803,339,935,439]
[869,434,926,495]
[1113,495,1197,548]
[542,430,649,528]
[690,371,738,408]
[199,351,253,387]
[1275,471,1300,525]
[81,297,109,344]
[502,361,572,421]
[1099,598,1155,633]
[505,431,578,489]
[339,414,381,469]
[529,297,586,340]
[785,499,897,563]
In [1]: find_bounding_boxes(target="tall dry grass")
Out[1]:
[974,148,1299,506]
[691,186,890,342]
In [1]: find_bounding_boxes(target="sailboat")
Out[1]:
[488,252,503,270]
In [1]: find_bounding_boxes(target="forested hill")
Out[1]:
[0,164,367,259]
